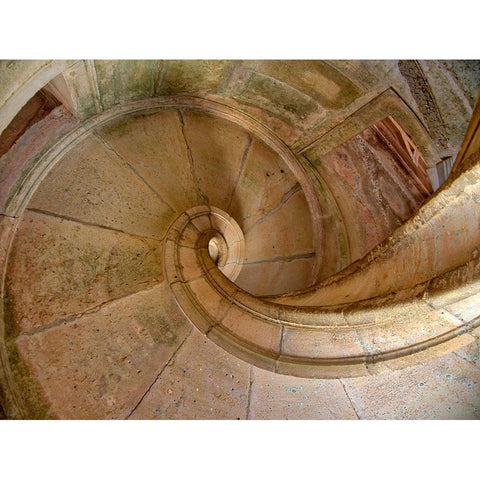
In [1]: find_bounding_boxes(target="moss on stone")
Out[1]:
[158,60,229,95]
[6,340,52,419]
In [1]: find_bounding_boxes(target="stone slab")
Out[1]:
[220,306,282,354]
[342,352,480,419]
[235,257,316,296]
[129,329,250,420]
[228,137,300,233]
[248,366,358,419]
[157,60,230,95]
[94,60,159,110]
[426,278,480,309]
[352,303,464,355]
[181,110,251,211]
[15,283,192,419]
[29,134,175,240]
[6,210,163,333]
[443,292,480,323]
[243,188,314,263]
[453,338,480,369]
[255,60,362,110]
[96,110,201,213]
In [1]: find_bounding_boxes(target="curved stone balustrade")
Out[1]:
[164,160,480,377]
[271,157,480,307]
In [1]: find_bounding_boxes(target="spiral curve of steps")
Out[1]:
[1,60,480,419]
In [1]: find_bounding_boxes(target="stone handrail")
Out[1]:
[164,98,480,377]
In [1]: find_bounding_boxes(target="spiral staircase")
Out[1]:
[1,60,480,419]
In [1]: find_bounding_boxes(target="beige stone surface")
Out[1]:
[178,222,201,247]
[342,352,480,419]
[454,338,480,369]
[379,333,475,372]
[443,292,480,323]
[176,245,202,280]
[426,278,480,309]
[96,110,201,213]
[214,89,303,146]
[129,329,250,420]
[229,68,319,126]
[256,60,362,110]
[6,210,163,333]
[281,325,366,359]
[352,302,464,355]
[242,188,314,263]
[228,137,299,232]
[180,110,251,211]
[0,60,51,109]
[234,256,316,296]
[58,61,99,118]
[248,367,358,419]
[187,276,234,322]
[220,306,282,354]
[29,134,175,240]
[15,282,192,419]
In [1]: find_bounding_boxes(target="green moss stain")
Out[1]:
[0,397,6,419]
[94,60,159,109]
[75,95,98,119]
[158,60,229,96]
[241,72,318,120]
[256,60,362,110]
[136,309,179,347]
[6,341,52,419]
[232,72,318,124]
[3,293,20,339]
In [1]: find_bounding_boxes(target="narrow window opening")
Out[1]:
[0,86,62,158]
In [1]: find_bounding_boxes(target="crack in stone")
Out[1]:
[93,133,176,213]
[178,111,210,205]
[243,251,316,265]
[227,135,252,212]
[246,365,254,420]
[244,183,301,235]
[339,379,361,419]
[26,207,166,243]
[453,349,480,372]
[125,326,193,419]
[17,282,162,338]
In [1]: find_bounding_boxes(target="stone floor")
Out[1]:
[8,274,480,420]
[127,325,480,420]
